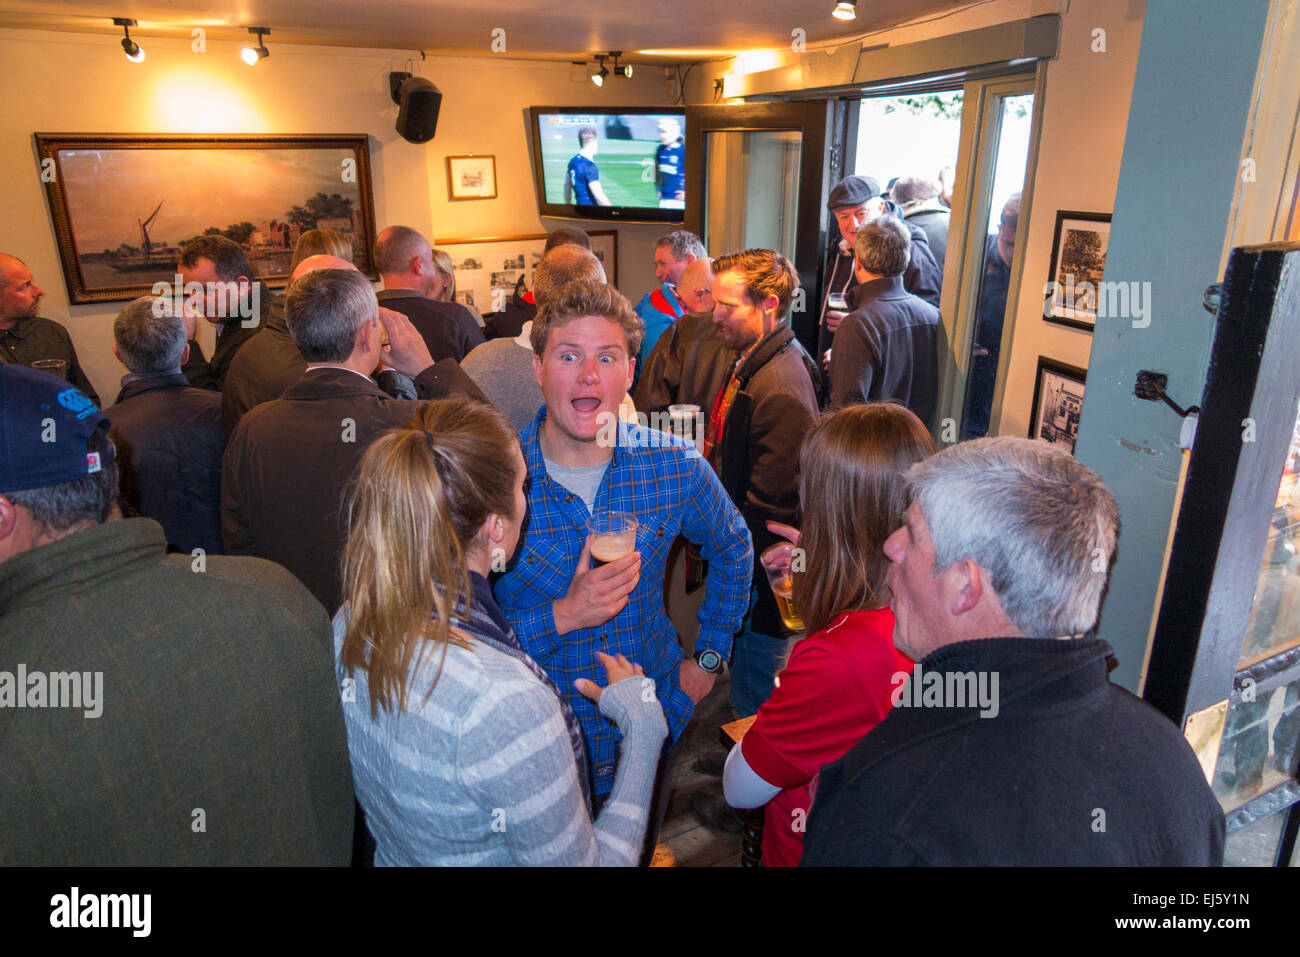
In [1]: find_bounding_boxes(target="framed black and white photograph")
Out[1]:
[435,230,617,316]
[1029,357,1087,454]
[1043,211,1112,331]
[446,154,497,200]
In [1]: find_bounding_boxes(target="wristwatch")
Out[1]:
[693,649,723,675]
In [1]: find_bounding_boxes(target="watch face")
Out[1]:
[697,650,721,673]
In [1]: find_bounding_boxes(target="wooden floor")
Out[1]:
[654,668,743,867]
[650,540,747,867]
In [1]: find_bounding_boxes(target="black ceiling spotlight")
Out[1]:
[113,17,144,63]
[610,51,633,78]
[591,56,609,87]
[241,27,271,65]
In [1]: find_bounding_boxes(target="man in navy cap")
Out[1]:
[818,176,943,373]
[0,364,354,865]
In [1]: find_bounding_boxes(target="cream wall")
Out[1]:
[678,0,1144,438]
[0,28,676,405]
[996,0,1145,438]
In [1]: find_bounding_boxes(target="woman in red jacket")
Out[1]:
[722,402,936,866]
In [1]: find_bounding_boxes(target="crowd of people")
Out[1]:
[0,190,1225,866]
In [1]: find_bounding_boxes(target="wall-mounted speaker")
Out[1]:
[391,73,442,144]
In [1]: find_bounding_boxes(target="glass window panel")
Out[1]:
[1212,674,1300,810]
[1238,401,1300,668]
[961,93,1033,439]
[704,130,801,257]
[1224,809,1287,867]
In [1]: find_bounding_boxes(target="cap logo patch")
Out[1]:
[86,451,102,474]
[56,388,99,420]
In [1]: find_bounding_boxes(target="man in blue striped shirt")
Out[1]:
[494,279,752,859]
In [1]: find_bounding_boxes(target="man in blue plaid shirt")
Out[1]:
[494,277,752,859]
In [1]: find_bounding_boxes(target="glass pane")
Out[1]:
[1238,400,1300,668]
[854,91,963,204]
[1224,810,1286,867]
[1211,674,1300,809]
[962,93,1034,439]
[703,130,801,256]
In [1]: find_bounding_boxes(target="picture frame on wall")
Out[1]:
[1043,211,1112,331]
[446,155,498,200]
[33,133,378,304]
[1029,356,1087,454]
[434,231,618,316]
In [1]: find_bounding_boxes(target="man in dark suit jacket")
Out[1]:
[374,225,484,362]
[222,266,487,618]
[0,363,354,865]
[176,235,266,392]
[108,295,224,555]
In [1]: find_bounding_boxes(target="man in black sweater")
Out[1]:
[802,437,1225,866]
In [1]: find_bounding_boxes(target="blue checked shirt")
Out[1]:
[494,407,753,795]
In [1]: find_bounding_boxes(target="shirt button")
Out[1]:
[599,634,607,643]
[525,555,535,564]
[565,494,573,503]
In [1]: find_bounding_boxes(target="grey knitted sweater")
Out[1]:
[333,609,667,866]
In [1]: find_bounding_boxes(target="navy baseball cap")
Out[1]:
[0,364,113,493]
[827,175,881,212]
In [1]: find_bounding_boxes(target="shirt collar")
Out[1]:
[0,316,35,340]
[522,405,629,488]
[304,363,375,382]
[121,367,183,386]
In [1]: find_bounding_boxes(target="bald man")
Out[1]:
[375,225,484,362]
[633,257,737,423]
[0,251,100,404]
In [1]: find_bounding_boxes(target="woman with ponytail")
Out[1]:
[335,396,667,865]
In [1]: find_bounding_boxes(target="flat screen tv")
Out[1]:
[528,107,686,223]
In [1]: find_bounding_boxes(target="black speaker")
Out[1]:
[394,75,442,144]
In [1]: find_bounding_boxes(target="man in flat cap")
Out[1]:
[818,176,943,375]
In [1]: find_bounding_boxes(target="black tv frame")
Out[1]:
[527,106,686,224]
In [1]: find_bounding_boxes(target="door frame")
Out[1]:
[684,101,834,353]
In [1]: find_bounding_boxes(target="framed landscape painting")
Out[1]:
[34,133,378,304]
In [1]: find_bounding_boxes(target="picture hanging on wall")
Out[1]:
[34,133,378,304]
[1029,356,1088,454]
[1043,210,1112,331]
[435,231,618,316]
[446,155,498,200]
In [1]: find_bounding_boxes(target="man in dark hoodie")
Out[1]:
[802,437,1226,866]
[818,175,943,370]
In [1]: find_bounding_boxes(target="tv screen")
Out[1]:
[529,107,686,222]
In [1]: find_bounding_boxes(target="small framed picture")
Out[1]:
[1029,356,1087,454]
[1043,211,1111,331]
[446,155,497,200]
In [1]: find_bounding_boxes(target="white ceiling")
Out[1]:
[0,0,967,63]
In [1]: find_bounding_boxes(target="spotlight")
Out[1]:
[113,18,144,63]
[609,51,633,79]
[241,27,270,65]
[591,56,608,87]
[832,1,857,20]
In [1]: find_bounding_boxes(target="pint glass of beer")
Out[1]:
[760,542,805,633]
[587,511,638,567]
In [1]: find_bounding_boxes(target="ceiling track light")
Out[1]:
[590,51,631,85]
[242,27,271,65]
[832,1,858,21]
[113,17,144,63]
